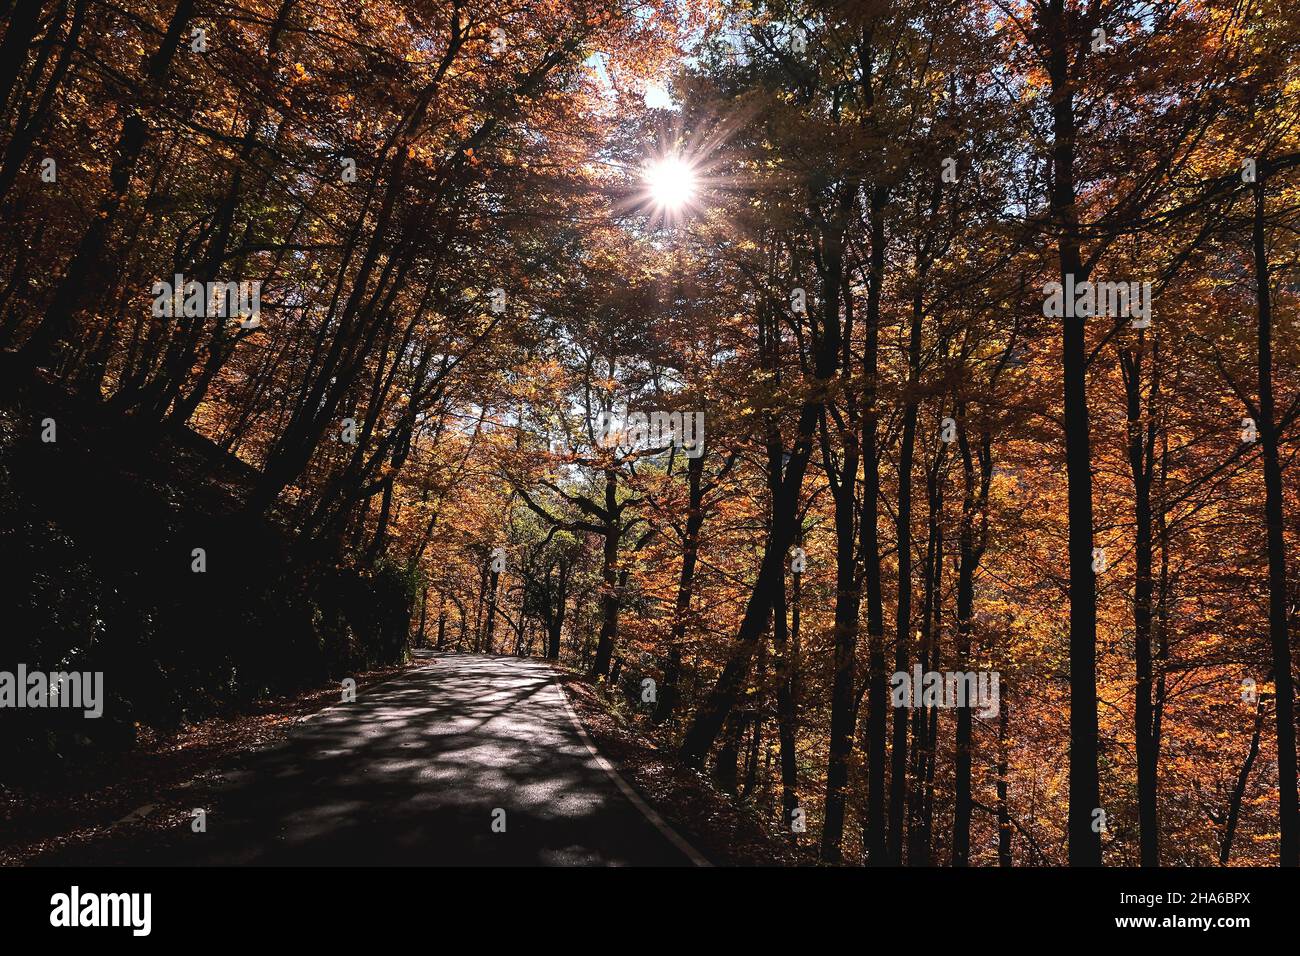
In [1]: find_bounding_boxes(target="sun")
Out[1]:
[643,156,697,213]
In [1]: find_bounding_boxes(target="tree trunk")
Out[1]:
[678,321,838,768]
[483,567,500,654]
[820,382,861,861]
[653,452,705,724]
[888,282,923,863]
[714,709,743,795]
[1123,337,1160,865]
[1253,173,1298,867]
[908,450,945,865]
[589,468,621,679]
[859,181,889,866]
[742,639,767,800]
[773,533,802,836]
[1220,696,1265,865]
[1043,0,1102,866]
[997,697,1013,866]
[952,410,977,866]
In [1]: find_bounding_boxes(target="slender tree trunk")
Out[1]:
[417,587,428,644]
[908,451,945,865]
[473,563,488,652]
[952,411,977,866]
[1123,337,1160,865]
[589,469,621,679]
[809,184,859,864]
[742,640,767,800]
[654,452,705,723]
[821,398,861,862]
[545,565,567,661]
[1253,173,1298,867]
[1220,696,1265,865]
[714,709,743,795]
[483,567,500,654]
[997,697,1013,866]
[888,285,923,863]
[860,181,889,866]
[654,647,682,725]
[774,535,801,834]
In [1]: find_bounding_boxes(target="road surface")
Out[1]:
[133,653,701,866]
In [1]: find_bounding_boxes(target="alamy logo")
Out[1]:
[1042,274,1151,328]
[594,409,704,458]
[0,665,102,718]
[890,666,1000,718]
[50,886,151,936]
[151,273,261,321]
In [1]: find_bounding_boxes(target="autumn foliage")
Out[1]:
[2,0,1299,866]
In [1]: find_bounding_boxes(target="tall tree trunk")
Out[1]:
[1043,0,1102,866]
[1123,336,1160,865]
[888,282,923,863]
[820,388,861,862]
[774,531,801,834]
[1253,173,1298,867]
[908,449,945,865]
[859,181,889,866]
[951,410,977,866]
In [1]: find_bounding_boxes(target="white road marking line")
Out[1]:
[550,669,712,867]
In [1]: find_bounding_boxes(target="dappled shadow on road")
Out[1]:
[63,654,689,866]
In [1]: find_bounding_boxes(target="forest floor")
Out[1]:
[556,671,813,866]
[0,661,413,865]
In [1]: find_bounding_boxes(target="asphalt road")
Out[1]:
[136,652,700,866]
